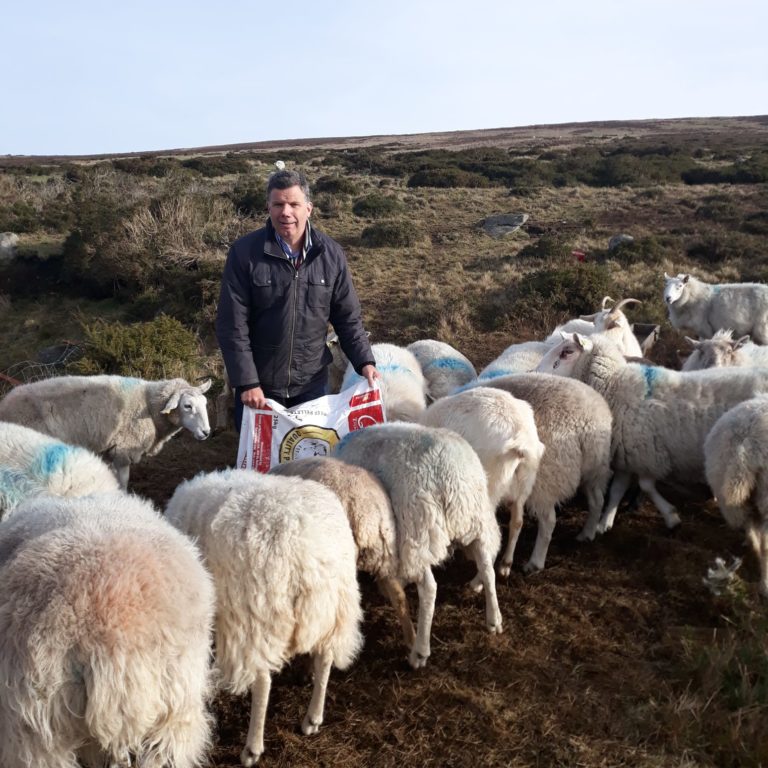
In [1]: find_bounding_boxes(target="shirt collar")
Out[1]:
[275,221,313,260]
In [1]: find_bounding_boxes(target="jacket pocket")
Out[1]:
[307,275,331,309]
[251,275,275,309]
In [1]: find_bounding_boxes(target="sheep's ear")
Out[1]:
[734,335,751,350]
[682,274,690,283]
[580,312,598,321]
[198,379,212,394]
[559,331,570,341]
[573,333,593,352]
[162,391,182,414]
[664,272,670,280]
[684,336,699,348]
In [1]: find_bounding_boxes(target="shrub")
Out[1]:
[605,236,668,266]
[360,221,420,247]
[314,175,359,195]
[230,181,266,217]
[515,261,616,318]
[73,314,202,380]
[352,194,403,218]
[742,211,768,236]
[0,200,39,233]
[407,168,490,188]
[181,154,251,177]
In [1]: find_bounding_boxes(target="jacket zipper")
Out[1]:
[285,262,299,397]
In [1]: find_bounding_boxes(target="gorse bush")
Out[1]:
[74,314,202,380]
[181,153,251,177]
[230,181,267,217]
[352,193,403,218]
[314,175,359,195]
[407,168,490,188]
[360,220,420,247]
[515,261,616,317]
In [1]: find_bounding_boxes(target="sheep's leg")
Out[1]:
[466,539,503,634]
[302,650,333,736]
[577,481,607,542]
[524,506,555,573]
[409,568,437,669]
[597,470,633,534]
[241,670,271,766]
[638,476,681,528]
[498,497,525,577]
[746,522,768,598]
[376,576,415,647]
[111,461,131,490]
[107,747,131,768]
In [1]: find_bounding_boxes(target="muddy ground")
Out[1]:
[131,429,749,768]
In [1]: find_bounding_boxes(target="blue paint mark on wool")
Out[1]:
[0,468,35,511]
[478,369,512,381]
[32,443,74,480]
[712,285,722,294]
[424,357,473,372]
[118,376,143,391]
[640,365,662,399]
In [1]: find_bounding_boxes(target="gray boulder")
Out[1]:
[608,233,634,252]
[0,232,19,264]
[481,213,529,238]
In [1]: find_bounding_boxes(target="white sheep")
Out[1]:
[419,386,545,573]
[477,340,554,380]
[681,329,768,371]
[333,422,503,668]
[341,342,427,421]
[326,329,371,394]
[465,373,612,572]
[406,339,478,399]
[537,333,768,532]
[165,469,362,766]
[545,296,644,357]
[0,492,215,768]
[663,272,768,343]
[704,396,768,597]
[0,422,119,518]
[0,375,212,488]
[269,456,415,646]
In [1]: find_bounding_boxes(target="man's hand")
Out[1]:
[361,364,380,388]
[241,386,268,410]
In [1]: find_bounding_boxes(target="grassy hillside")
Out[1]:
[2,116,768,766]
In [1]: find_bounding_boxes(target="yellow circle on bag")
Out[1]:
[279,425,340,462]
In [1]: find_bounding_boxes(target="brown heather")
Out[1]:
[2,115,768,766]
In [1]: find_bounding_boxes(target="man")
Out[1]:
[216,169,378,430]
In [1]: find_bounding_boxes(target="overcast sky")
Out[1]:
[4,0,767,156]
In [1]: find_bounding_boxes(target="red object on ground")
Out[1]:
[571,250,586,262]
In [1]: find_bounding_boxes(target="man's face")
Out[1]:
[268,185,313,247]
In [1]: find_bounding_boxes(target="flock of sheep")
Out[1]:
[1,271,768,767]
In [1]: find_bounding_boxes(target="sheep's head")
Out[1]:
[663,273,690,305]
[162,380,212,440]
[681,329,750,371]
[535,333,593,377]
[585,298,642,332]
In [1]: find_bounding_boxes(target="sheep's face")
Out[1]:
[163,388,211,440]
[682,331,747,371]
[180,391,211,440]
[535,335,590,377]
[663,274,689,305]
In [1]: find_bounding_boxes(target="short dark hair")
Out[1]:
[266,170,311,203]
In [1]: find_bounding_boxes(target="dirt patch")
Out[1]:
[131,434,749,767]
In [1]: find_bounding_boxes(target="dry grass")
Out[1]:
[4,116,768,765]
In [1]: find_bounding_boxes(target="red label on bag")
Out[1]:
[349,389,381,407]
[348,403,385,431]
[245,411,273,473]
